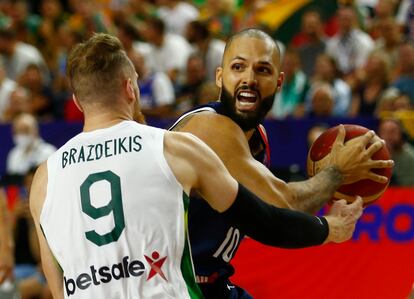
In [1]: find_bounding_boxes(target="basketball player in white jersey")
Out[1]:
[30,33,363,299]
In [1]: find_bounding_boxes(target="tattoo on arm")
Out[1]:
[170,114,196,132]
[287,166,344,214]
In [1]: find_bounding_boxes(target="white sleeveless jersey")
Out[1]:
[40,121,203,299]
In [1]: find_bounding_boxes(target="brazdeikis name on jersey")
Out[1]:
[64,252,167,297]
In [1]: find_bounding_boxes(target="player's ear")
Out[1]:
[216,67,223,88]
[276,72,284,92]
[126,78,135,102]
[72,94,83,113]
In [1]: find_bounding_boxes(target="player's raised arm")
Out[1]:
[174,114,393,213]
[29,163,64,299]
[164,131,363,247]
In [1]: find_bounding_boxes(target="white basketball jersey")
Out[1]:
[40,121,203,299]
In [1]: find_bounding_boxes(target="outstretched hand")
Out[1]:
[322,125,394,184]
[324,196,364,243]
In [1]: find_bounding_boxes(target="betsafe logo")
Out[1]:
[64,251,167,297]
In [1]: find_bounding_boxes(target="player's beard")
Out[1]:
[220,85,275,131]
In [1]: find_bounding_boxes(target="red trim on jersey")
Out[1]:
[257,124,271,168]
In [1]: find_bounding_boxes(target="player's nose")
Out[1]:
[242,68,258,87]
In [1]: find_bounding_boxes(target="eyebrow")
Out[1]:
[231,56,247,61]
[230,56,274,67]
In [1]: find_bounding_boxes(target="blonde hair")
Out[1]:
[66,33,134,105]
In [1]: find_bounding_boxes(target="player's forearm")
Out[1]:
[0,217,13,284]
[0,198,14,253]
[287,166,344,214]
[221,183,329,248]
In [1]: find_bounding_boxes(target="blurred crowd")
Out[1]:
[1,0,414,297]
[0,0,413,123]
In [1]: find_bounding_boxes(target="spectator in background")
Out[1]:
[373,17,402,69]
[129,48,175,119]
[6,113,56,177]
[175,53,208,114]
[294,9,327,77]
[36,0,68,72]
[116,0,155,24]
[326,5,374,77]
[140,16,193,83]
[198,81,220,105]
[155,0,199,37]
[51,23,83,120]
[378,118,414,186]
[350,51,391,116]
[8,0,41,44]
[393,94,413,111]
[395,0,414,41]
[18,64,54,119]
[306,53,351,116]
[67,0,113,38]
[367,0,398,39]
[2,87,31,122]
[232,0,265,33]
[37,22,83,121]
[307,82,335,118]
[355,0,378,12]
[0,0,13,23]
[375,87,407,116]
[0,57,17,122]
[185,20,225,82]
[198,0,235,40]
[117,20,141,58]
[117,19,155,72]
[392,42,414,105]
[269,48,309,119]
[0,26,49,82]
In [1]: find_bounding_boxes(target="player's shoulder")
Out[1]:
[164,131,203,156]
[178,111,245,139]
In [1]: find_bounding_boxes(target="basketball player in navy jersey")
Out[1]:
[170,29,394,298]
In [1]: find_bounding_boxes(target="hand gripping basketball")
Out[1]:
[307,124,394,205]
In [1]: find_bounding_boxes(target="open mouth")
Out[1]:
[236,90,259,112]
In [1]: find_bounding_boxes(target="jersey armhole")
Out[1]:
[153,129,187,195]
[169,107,216,131]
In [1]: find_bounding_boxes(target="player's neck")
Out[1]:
[83,111,131,132]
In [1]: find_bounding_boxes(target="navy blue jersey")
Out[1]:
[170,102,270,297]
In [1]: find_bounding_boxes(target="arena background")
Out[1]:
[1,0,414,298]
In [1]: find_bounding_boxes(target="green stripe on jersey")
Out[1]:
[180,192,204,299]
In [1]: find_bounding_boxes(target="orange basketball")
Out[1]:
[307,124,393,205]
